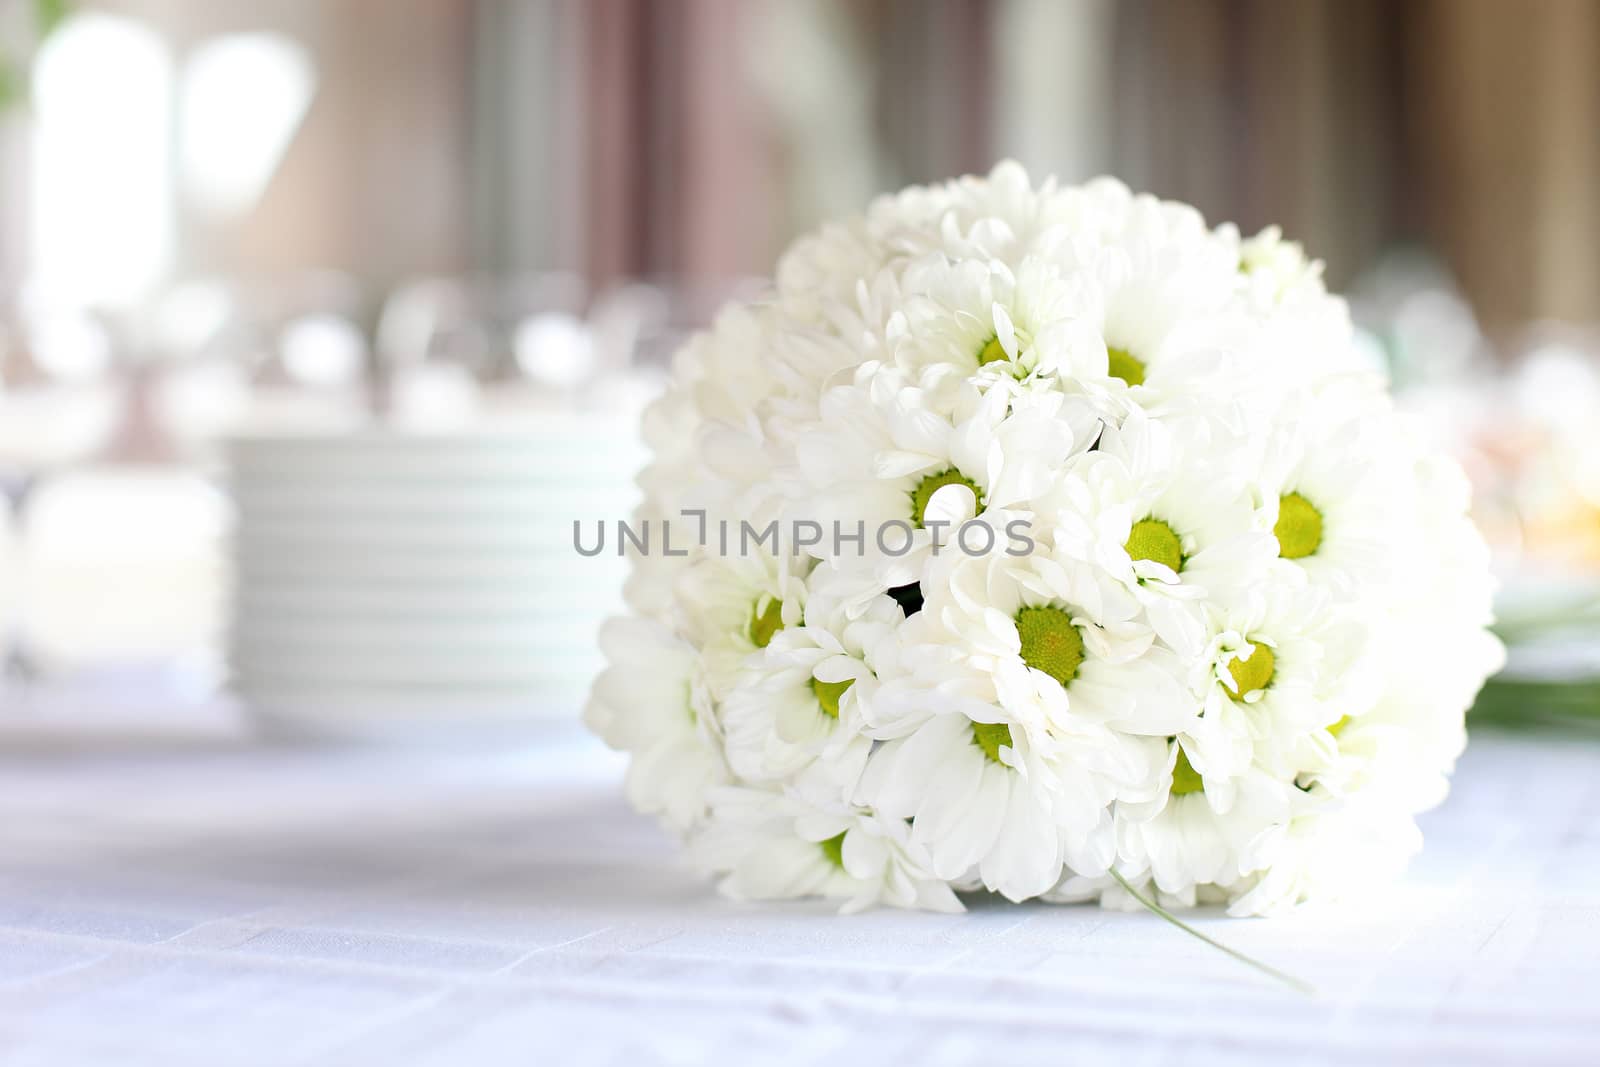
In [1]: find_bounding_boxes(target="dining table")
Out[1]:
[0,672,1596,1065]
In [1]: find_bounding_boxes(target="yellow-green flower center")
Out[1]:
[972,721,1013,763]
[1015,605,1085,687]
[748,597,784,648]
[819,831,847,869]
[1274,491,1323,559]
[1328,714,1351,738]
[1125,517,1184,573]
[909,468,982,528]
[978,335,1009,365]
[1107,346,1146,386]
[1170,744,1205,795]
[1227,640,1276,699]
[810,676,853,719]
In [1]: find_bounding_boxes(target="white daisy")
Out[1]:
[1232,224,1328,306]
[792,365,1083,594]
[675,550,811,701]
[718,569,898,800]
[854,710,1069,902]
[689,787,962,914]
[1184,578,1375,787]
[1112,759,1296,903]
[584,617,726,834]
[1047,406,1278,658]
[858,551,1178,898]
[1049,206,1256,416]
[885,253,1110,386]
[1257,378,1410,597]
[1225,785,1421,917]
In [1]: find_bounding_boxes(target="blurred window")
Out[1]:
[179,33,313,219]
[30,13,172,309]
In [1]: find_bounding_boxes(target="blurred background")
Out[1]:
[1,0,1597,735]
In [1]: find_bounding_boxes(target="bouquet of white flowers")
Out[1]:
[585,162,1503,917]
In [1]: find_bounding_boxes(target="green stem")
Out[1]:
[1108,869,1315,996]
[1470,677,1600,732]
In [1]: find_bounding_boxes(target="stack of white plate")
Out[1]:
[226,424,643,740]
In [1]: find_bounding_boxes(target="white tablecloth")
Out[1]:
[1,688,1597,1066]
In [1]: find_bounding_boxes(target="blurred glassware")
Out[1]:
[376,272,588,429]
[0,298,123,475]
[1348,249,1496,389]
[603,275,769,370]
[1499,327,1600,574]
[0,272,371,694]
[145,271,372,461]
[146,279,255,468]
[579,275,768,414]
[243,270,372,433]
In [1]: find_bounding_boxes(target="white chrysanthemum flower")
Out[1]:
[689,786,962,914]
[1182,582,1374,785]
[584,618,726,834]
[1052,212,1256,414]
[855,710,1069,902]
[1112,762,1296,904]
[1224,785,1420,918]
[1233,224,1327,306]
[589,160,1502,919]
[885,254,1108,385]
[1257,381,1409,597]
[1047,407,1277,658]
[857,551,1177,899]
[793,366,1084,596]
[886,549,1186,741]
[675,551,810,701]
[718,569,897,799]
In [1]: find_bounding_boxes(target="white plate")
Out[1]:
[232,464,645,489]
[231,625,603,661]
[232,676,594,701]
[233,514,635,551]
[233,581,622,617]
[230,649,603,686]
[229,433,646,483]
[233,541,627,572]
[231,462,646,489]
[229,426,640,451]
[233,612,607,645]
[231,579,624,608]
[233,550,625,583]
[231,484,638,518]
[235,680,591,742]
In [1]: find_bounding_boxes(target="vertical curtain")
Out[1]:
[573,0,995,288]
[578,0,778,288]
[1409,0,1600,332]
[1105,0,1599,331]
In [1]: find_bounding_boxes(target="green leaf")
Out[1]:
[1469,676,1600,733]
[0,55,20,113]
[35,0,71,38]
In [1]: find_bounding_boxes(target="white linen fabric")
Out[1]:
[0,689,1595,1066]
